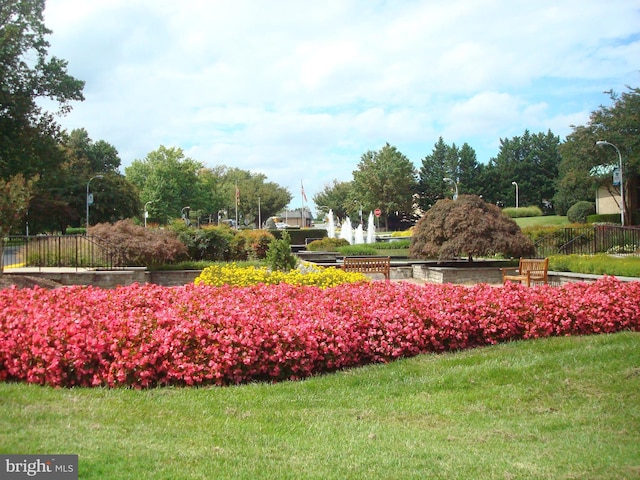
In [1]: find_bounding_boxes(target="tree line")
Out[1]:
[316,90,639,229]
[2,0,639,241]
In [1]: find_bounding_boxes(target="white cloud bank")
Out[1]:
[42,0,640,207]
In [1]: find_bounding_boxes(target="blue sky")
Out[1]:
[42,0,639,209]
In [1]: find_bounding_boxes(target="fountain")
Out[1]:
[326,209,335,239]
[339,217,353,244]
[354,223,364,244]
[366,211,376,244]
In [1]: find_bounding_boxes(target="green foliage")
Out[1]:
[171,224,235,262]
[514,215,569,228]
[521,224,568,243]
[151,259,261,271]
[418,137,483,211]
[312,180,353,219]
[337,245,378,256]
[549,254,640,277]
[352,143,417,230]
[230,230,275,260]
[486,130,561,210]
[587,214,621,224]
[556,87,640,222]
[567,201,595,223]
[266,231,297,272]
[410,195,535,261]
[374,239,411,249]
[502,206,544,218]
[0,0,84,181]
[65,227,86,235]
[0,174,37,238]
[125,146,207,224]
[306,237,350,251]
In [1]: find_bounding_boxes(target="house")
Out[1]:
[589,165,640,220]
[278,208,313,228]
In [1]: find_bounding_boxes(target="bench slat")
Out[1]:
[501,257,548,286]
[342,256,391,281]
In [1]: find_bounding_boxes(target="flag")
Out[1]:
[301,180,308,203]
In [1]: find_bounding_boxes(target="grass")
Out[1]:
[514,215,569,228]
[1,332,639,479]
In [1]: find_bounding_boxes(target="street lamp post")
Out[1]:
[511,181,519,209]
[443,177,458,200]
[596,140,624,226]
[144,201,154,228]
[86,175,104,230]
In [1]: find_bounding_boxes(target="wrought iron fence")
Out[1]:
[534,225,640,258]
[1,235,126,271]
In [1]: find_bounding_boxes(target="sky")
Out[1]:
[42,0,639,210]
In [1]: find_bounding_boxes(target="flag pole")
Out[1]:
[235,181,239,230]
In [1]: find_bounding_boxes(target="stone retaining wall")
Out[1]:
[7,266,637,288]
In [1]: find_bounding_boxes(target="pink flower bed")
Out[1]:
[0,277,638,388]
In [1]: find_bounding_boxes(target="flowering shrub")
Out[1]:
[0,277,638,388]
[194,263,370,288]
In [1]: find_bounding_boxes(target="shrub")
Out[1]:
[269,228,328,245]
[375,240,411,249]
[567,201,595,224]
[230,230,275,260]
[175,225,235,262]
[266,231,297,272]
[391,228,413,237]
[503,206,544,218]
[307,238,350,252]
[587,214,620,224]
[338,245,378,256]
[410,195,534,261]
[89,220,188,267]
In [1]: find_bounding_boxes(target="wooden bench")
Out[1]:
[342,256,391,281]
[501,258,549,286]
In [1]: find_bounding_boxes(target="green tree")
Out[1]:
[25,129,139,232]
[0,0,84,180]
[352,143,417,230]
[221,167,291,227]
[418,138,482,210]
[0,174,37,273]
[556,87,640,223]
[486,130,561,210]
[312,179,353,220]
[409,195,534,262]
[125,146,207,224]
[417,137,448,210]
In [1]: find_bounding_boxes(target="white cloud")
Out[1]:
[41,0,640,208]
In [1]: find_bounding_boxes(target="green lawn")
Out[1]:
[514,215,569,228]
[1,332,638,479]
